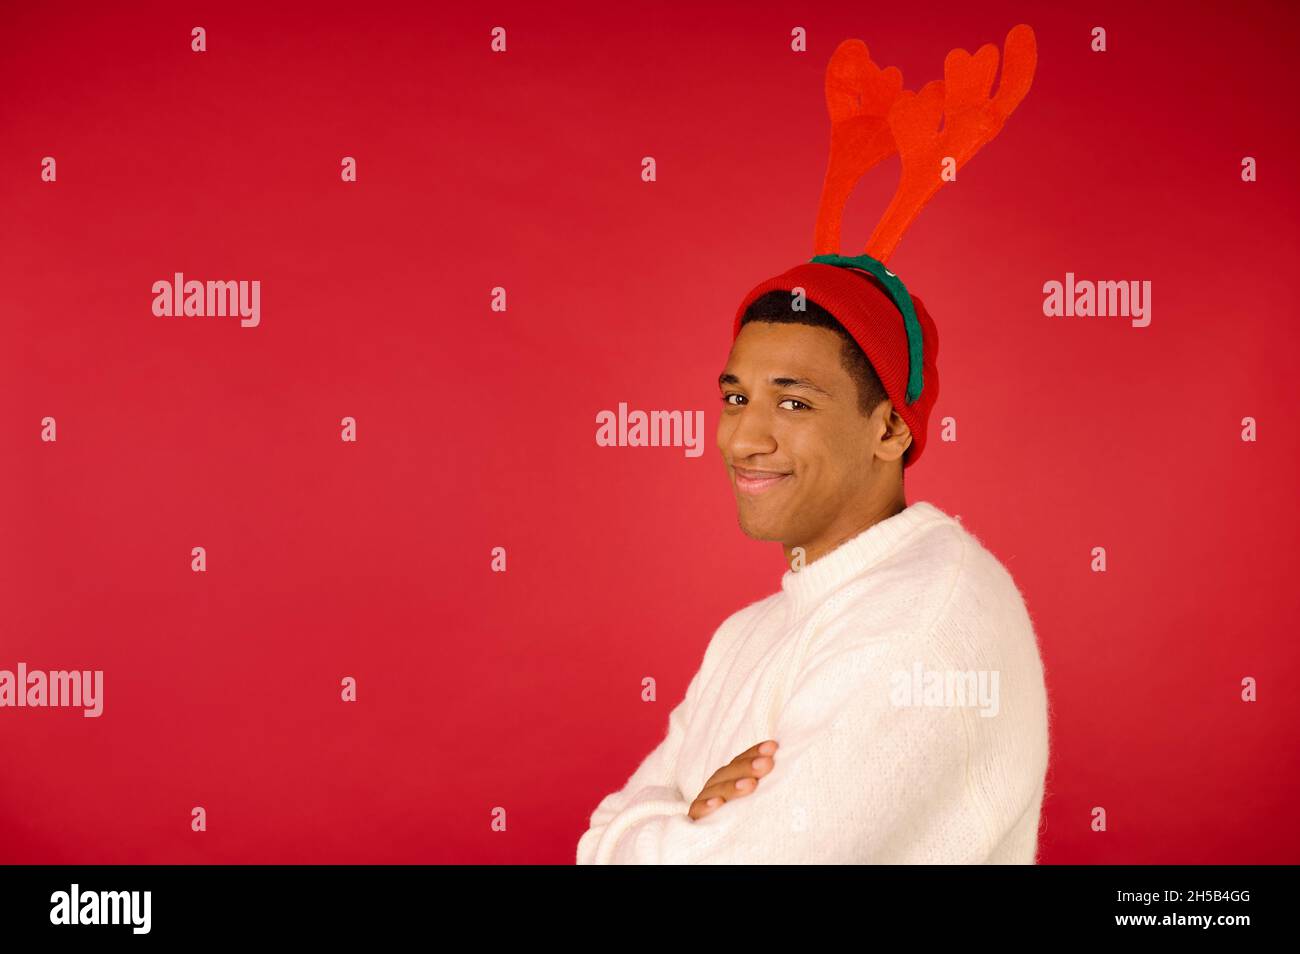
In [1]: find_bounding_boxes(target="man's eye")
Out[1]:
[722,393,745,406]
[779,398,810,411]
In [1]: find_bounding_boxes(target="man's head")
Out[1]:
[716,289,913,559]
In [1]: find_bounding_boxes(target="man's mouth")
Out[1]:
[733,466,792,496]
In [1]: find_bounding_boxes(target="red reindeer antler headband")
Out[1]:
[732,24,1037,466]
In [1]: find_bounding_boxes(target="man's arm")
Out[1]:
[576,598,777,864]
[590,623,979,865]
[575,666,702,865]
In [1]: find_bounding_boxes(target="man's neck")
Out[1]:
[783,493,908,570]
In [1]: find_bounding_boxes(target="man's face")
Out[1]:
[716,321,889,548]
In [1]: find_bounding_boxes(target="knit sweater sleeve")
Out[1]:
[574,677,697,865]
[575,601,765,865]
[591,562,989,864]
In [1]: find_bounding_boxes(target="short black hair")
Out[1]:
[738,289,889,418]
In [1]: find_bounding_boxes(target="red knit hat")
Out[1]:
[730,24,1037,469]
[733,262,940,466]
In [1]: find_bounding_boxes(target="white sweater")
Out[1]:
[576,500,1050,864]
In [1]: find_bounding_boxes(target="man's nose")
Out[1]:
[719,402,777,458]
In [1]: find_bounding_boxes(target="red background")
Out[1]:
[2,0,1297,864]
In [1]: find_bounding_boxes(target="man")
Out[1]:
[576,277,1049,864]
[576,25,1047,863]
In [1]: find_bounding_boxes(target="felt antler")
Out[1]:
[864,23,1037,263]
[812,39,906,255]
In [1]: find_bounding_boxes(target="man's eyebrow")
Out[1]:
[771,376,832,396]
[717,372,831,396]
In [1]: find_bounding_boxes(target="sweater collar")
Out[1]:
[780,500,949,620]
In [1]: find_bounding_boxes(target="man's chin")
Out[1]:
[734,509,788,543]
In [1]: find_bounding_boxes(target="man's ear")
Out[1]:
[875,403,912,464]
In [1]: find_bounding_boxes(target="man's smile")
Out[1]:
[733,465,793,495]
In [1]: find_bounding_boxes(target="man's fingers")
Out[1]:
[698,774,760,803]
[687,740,781,821]
[704,754,776,791]
[690,775,761,819]
[689,784,750,818]
[700,740,780,800]
[688,796,722,820]
[705,742,779,789]
[707,748,774,790]
[731,739,779,764]
[691,752,778,811]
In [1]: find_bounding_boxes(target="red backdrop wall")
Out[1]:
[2,0,1296,864]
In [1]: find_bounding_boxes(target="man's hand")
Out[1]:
[687,740,779,820]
